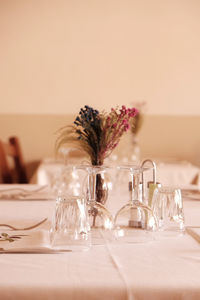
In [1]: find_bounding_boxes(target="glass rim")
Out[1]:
[158,187,181,194]
[56,195,85,202]
[117,165,153,172]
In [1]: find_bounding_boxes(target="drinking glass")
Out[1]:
[114,165,158,243]
[152,187,185,236]
[50,166,83,197]
[77,165,114,244]
[50,195,91,251]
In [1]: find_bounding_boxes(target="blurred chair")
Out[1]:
[0,136,28,183]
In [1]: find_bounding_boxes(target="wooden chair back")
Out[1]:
[0,137,28,183]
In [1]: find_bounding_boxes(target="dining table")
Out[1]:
[0,182,200,300]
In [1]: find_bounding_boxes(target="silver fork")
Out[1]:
[0,185,48,195]
[0,218,48,231]
[0,186,49,200]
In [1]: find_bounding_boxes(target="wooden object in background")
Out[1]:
[0,136,28,183]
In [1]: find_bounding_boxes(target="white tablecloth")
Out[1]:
[0,184,200,300]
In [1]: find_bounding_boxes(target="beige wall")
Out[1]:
[0,1,200,166]
[0,114,199,167]
[1,0,200,115]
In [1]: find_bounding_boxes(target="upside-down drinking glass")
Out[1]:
[114,165,158,243]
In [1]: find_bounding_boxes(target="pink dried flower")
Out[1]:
[125,124,130,131]
[122,119,128,125]
[98,105,138,163]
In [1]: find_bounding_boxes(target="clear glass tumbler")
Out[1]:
[50,195,91,251]
[152,187,185,236]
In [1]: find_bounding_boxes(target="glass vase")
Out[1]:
[79,165,114,244]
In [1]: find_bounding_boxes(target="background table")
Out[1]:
[33,159,200,188]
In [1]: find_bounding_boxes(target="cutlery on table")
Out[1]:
[0,218,48,231]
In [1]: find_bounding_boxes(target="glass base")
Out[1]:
[156,227,185,238]
[50,231,91,252]
[89,227,113,245]
[51,244,91,252]
[113,227,156,243]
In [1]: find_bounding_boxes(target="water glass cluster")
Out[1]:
[50,160,185,250]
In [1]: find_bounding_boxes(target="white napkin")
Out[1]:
[0,230,56,253]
